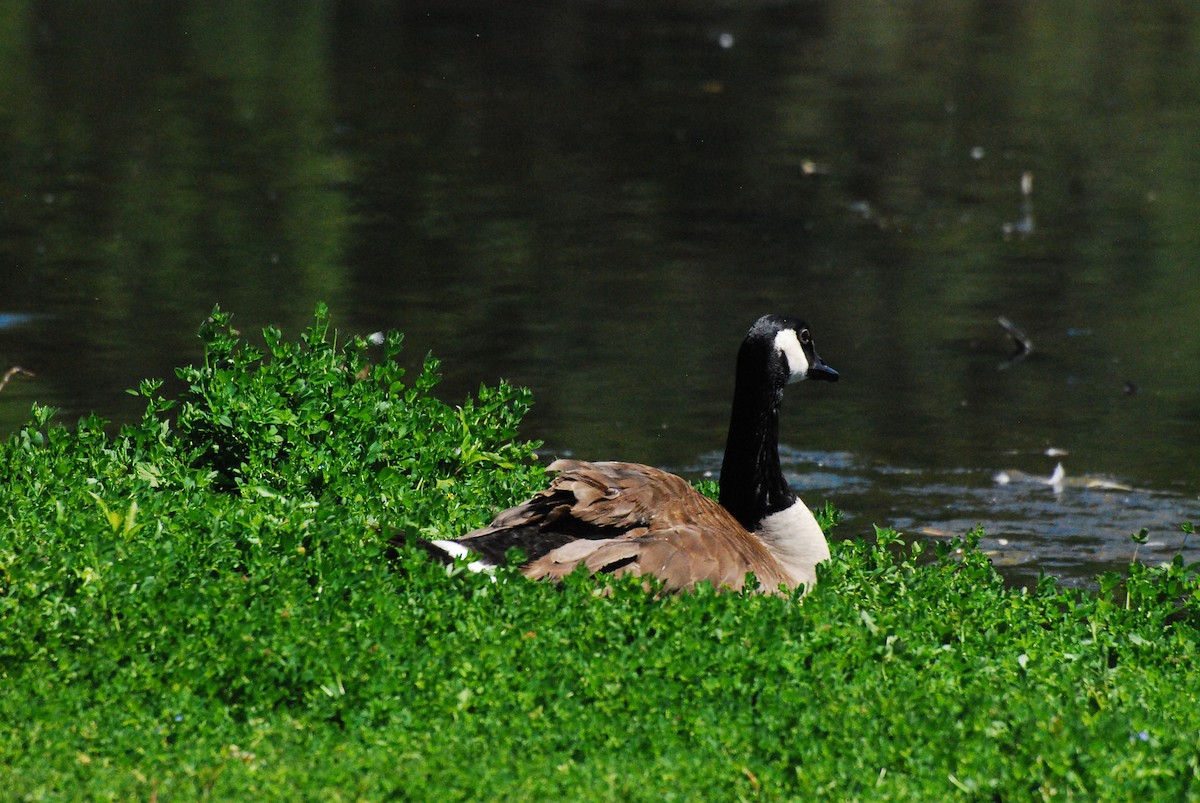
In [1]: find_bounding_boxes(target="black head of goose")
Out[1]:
[420,314,838,595]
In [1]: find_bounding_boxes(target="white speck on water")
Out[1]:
[718,32,734,49]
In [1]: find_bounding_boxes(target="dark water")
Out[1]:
[2,2,1198,583]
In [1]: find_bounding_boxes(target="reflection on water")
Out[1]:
[1,2,1199,583]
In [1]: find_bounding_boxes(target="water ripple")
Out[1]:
[776,451,1199,586]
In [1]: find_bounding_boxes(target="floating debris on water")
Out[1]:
[0,366,35,393]
[997,316,1033,359]
[984,548,1037,567]
[1002,170,1036,239]
[993,462,1132,493]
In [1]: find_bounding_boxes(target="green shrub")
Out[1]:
[1,306,1198,801]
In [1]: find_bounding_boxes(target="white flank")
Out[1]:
[430,539,497,576]
[429,539,471,560]
[774,329,810,383]
[754,500,830,591]
[466,560,498,577]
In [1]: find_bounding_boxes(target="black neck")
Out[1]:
[717,356,795,531]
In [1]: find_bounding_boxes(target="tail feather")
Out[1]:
[417,538,497,575]
[425,539,473,562]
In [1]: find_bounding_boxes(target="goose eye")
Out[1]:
[799,329,811,345]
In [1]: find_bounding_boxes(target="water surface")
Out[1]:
[1,2,1198,583]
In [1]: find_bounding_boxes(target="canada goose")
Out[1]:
[421,314,838,594]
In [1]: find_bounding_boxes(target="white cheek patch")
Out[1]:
[774,329,809,382]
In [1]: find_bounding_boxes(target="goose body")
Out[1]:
[423,314,838,594]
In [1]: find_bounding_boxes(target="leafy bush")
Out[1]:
[1,306,1198,800]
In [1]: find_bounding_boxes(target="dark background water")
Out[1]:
[2,1,1198,583]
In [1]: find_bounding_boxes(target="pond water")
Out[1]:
[1,2,1198,584]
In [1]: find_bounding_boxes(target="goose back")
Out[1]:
[451,458,796,594]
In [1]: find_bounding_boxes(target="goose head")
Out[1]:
[751,314,839,388]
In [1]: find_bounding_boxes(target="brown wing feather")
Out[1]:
[545,459,703,529]
[522,462,792,593]
[445,459,795,594]
[638,524,791,592]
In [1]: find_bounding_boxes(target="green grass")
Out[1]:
[2,306,1199,800]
